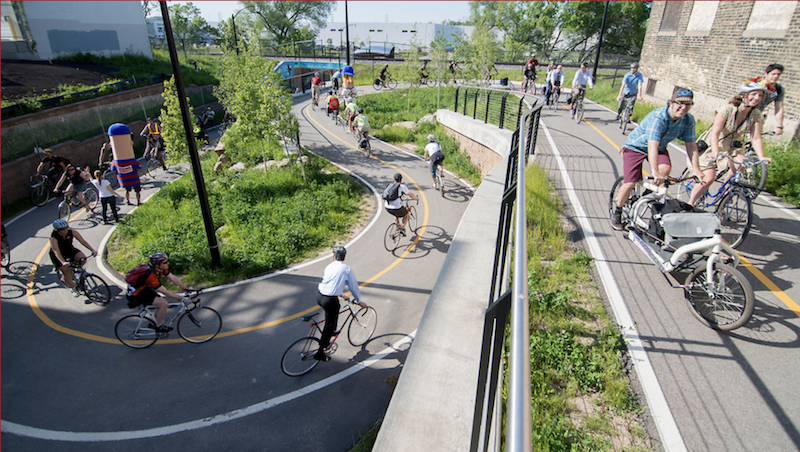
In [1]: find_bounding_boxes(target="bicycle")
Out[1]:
[674,152,765,249]
[548,84,562,111]
[357,130,372,158]
[67,256,111,306]
[115,290,221,349]
[142,137,167,178]
[712,133,773,200]
[1,225,10,270]
[280,296,377,377]
[373,76,398,90]
[415,75,436,87]
[522,74,537,94]
[619,94,636,135]
[30,173,56,207]
[570,85,587,124]
[384,196,418,252]
[608,176,755,330]
[433,163,445,196]
[57,185,99,221]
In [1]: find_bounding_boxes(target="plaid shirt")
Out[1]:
[624,106,696,154]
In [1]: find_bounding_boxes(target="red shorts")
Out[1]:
[622,146,671,183]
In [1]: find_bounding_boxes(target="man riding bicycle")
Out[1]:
[384,173,419,236]
[353,108,371,148]
[345,98,359,132]
[311,72,322,104]
[523,63,537,92]
[419,61,430,82]
[49,219,97,297]
[140,117,166,170]
[544,64,565,105]
[125,252,194,335]
[567,62,594,109]
[616,62,644,120]
[449,60,460,84]
[754,63,785,135]
[424,134,445,188]
[315,246,368,361]
[37,148,70,188]
[325,91,340,116]
[610,89,703,230]
[379,64,391,86]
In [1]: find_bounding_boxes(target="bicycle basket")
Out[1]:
[661,212,720,247]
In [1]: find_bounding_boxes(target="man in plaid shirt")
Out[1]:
[610,88,704,230]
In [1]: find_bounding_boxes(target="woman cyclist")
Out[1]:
[55,164,93,212]
[49,219,96,297]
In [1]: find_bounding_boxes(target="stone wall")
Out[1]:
[442,128,502,179]
[640,1,799,138]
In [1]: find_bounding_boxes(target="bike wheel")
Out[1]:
[81,274,111,306]
[384,223,400,252]
[58,201,72,221]
[281,337,321,377]
[437,172,444,197]
[715,189,752,249]
[1,240,10,270]
[115,315,158,348]
[608,176,632,225]
[30,184,50,207]
[348,306,378,346]
[407,205,418,234]
[550,92,559,111]
[685,263,755,331]
[741,156,767,199]
[83,187,99,211]
[178,306,222,343]
[365,139,372,158]
[147,157,160,178]
[575,102,584,124]
[387,78,398,90]
[373,80,383,90]
[103,169,119,190]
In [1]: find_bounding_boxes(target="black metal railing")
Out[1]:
[453,85,528,132]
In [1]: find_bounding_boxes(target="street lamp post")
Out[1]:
[231,5,269,56]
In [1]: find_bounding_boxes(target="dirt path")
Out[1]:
[1,59,117,102]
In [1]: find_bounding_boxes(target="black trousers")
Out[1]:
[101,196,119,222]
[316,292,340,353]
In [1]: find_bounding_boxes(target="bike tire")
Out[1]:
[365,139,372,158]
[1,240,10,270]
[115,315,158,348]
[741,155,767,199]
[83,187,99,211]
[437,171,444,197]
[58,201,72,221]
[384,223,400,252]
[81,274,111,306]
[281,336,321,376]
[550,91,559,111]
[575,102,584,124]
[715,189,752,249]
[684,263,755,331]
[348,306,377,346]
[373,80,383,90]
[147,157,160,178]
[30,183,50,207]
[103,169,119,190]
[387,78,398,90]
[178,306,222,343]
[407,205,418,234]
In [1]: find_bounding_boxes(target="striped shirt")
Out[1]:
[624,106,696,154]
[112,158,142,188]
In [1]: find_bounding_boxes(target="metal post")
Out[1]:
[232,14,238,55]
[592,1,610,83]
[345,1,351,65]
[159,1,221,267]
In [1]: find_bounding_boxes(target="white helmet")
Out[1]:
[427,134,436,142]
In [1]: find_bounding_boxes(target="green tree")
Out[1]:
[159,77,197,159]
[560,1,652,58]
[241,1,334,46]
[168,2,214,61]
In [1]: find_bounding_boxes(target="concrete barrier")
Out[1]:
[373,112,515,451]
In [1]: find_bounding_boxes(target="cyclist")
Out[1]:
[448,60,460,84]
[331,69,342,93]
[36,148,70,188]
[688,81,771,206]
[55,164,93,212]
[379,64,391,87]
[484,63,498,83]
[527,54,539,72]
[353,108,371,148]
[544,64,565,105]
[324,90,340,117]
[311,71,322,105]
[345,98,359,132]
[419,61,430,83]
[200,106,215,129]
[522,63,536,93]
[49,219,97,297]
[567,62,594,109]
[315,245,368,361]
[424,134,445,188]
[384,173,419,236]
[616,62,644,121]
[610,89,702,230]
[98,141,112,167]
[125,252,194,334]
[139,117,162,158]
[754,63,785,135]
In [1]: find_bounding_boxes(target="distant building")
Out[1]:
[639,1,798,138]
[318,22,474,52]
[145,16,166,45]
[0,1,152,61]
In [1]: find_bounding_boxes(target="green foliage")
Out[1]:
[159,76,197,161]
[107,154,363,286]
[764,139,800,206]
[167,2,216,61]
[241,1,334,46]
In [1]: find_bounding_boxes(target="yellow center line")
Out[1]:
[25,104,431,344]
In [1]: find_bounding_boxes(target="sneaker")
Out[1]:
[127,200,133,206]
[69,287,80,297]
[615,114,620,121]
[398,227,406,237]
[314,353,331,362]
[156,325,173,333]
[611,208,624,231]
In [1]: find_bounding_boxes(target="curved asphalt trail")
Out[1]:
[1,91,474,451]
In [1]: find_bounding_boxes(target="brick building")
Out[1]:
[639,1,798,139]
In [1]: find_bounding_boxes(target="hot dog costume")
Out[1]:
[341,65,357,97]
[108,123,142,190]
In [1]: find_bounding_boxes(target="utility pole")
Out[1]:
[159,1,222,267]
[345,0,351,65]
[592,1,610,83]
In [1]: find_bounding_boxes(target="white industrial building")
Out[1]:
[317,21,474,51]
[0,1,152,61]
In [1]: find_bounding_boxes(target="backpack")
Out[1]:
[125,264,152,288]
[329,97,339,110]
[382,181,401,201]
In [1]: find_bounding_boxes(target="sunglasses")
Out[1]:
[675,101,693,108]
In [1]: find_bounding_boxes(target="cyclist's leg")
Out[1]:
[689,151,718,205]
[617,98,625,118]
[152,296,169,328]
[50,250,75,288]
[316,294,340,358]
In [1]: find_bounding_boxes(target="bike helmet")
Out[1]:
[358,108,364,113]
[343,65,354,76]
[737,80,768,96]
[581,62,589,67]
[53,219,69,230]
[333,245,346,260]
[526,63,533,69]
[427,134,436,142]
[630,62,639,68]
[393,173,402,182]
[315,71,320,77]
[149,252,169,266]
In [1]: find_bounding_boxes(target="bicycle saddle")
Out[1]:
[302,313,319,322]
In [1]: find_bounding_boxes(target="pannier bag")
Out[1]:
[661,212,720,247]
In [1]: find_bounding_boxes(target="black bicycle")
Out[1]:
[619,94,636,135]
[1,225,10,271]
[30,173,56,207]
[68,257,111,306]
[384,197,418,252]
[548,84,562,111]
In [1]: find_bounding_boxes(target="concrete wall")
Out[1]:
[640,1,799,139]
[373,109,515,451]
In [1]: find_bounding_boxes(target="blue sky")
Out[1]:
[171,1,472,25]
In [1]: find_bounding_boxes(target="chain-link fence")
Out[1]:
[1,85,216,165]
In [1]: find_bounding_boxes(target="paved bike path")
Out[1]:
[535,93,800,451]
[1,93,474,451]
